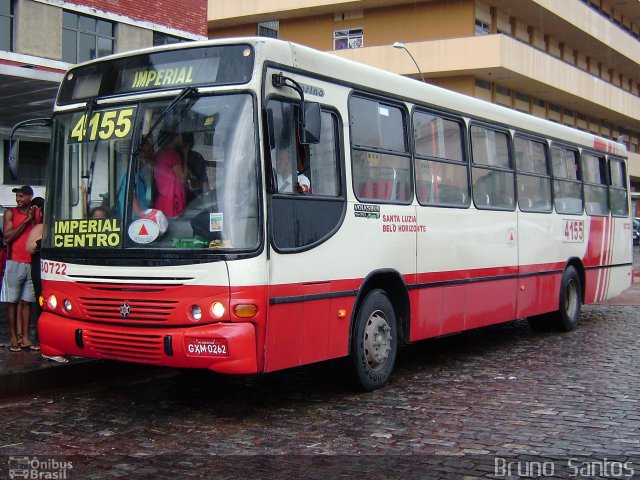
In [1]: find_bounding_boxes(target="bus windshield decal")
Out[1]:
[54,218,122,248]
[68,107,136,143]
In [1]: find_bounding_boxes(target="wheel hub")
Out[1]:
[363,310,392,371]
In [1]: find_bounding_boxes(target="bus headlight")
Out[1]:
[47,295,58,310]
[210,302,225,319]
[63,299,73,313]
[190,305,203,321]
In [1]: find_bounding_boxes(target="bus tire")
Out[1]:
[556,266,582,331]
[349,289,398,392]
[528,266,582,332]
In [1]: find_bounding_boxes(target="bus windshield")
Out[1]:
[44,93,259,253]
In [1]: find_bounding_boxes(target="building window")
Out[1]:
[0,0,13,52]
[258,21,279,39]
[62,11,113,64]
[475,20,490,35]
[532,97,545,107]
[334,28,363,50]
[475,78,492,90]
[153,32,188,46]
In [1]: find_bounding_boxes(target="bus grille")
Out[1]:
[84,329,164,364]
[78,296,178,323]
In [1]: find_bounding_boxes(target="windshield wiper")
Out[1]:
[133,86,198,156]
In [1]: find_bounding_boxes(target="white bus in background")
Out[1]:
[34,37,632,391]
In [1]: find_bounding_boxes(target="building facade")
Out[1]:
[207,0,640,213]
[0,0,207,202]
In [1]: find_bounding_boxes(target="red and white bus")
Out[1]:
[38,37,633,390]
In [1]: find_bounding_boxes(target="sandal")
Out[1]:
[20,340,39,351]
[9,345,21,352]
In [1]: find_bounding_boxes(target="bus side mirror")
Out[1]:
[299,102,321,145]
[8,117,52,179]
[7,138,20,179]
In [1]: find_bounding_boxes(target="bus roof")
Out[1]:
[64,36,626,157]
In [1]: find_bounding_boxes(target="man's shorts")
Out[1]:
[0,260,35,303]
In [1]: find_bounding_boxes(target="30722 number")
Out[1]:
[41,260,68,275]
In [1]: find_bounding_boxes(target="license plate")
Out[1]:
[185,338,228,357]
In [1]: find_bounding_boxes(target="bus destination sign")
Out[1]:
[127,65,195,90]
[54,218,122,248]
[57,44,254,105]
[119,60,215,93]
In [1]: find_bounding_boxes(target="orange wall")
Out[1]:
[361,0,474,45]
[281,15,335,50]
[209,24,256,38]
[209,0,475,50]
[429,76,475,97]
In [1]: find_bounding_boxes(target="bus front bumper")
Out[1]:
[38,312,258,374]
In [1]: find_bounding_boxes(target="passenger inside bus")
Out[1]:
[154,130,188,218]
[89,206,109,219]
[116,136,154,218]
[182,132,210,205]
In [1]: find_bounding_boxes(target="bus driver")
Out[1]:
[275,148,310,193]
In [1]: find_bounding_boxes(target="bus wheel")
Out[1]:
[350,289,397,391]
[557,266,582,331]
[528,266,582,332]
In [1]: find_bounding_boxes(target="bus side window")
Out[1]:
[514,135,552,213]
[609,158,628,217]
[268,98,345,250]
[307,111,341,196]
[582,152,609,216]
[350,95,411,204]
[413,110,468,207]
[269,105,341,197]
[551,145,583,214]
[470,125,514,210]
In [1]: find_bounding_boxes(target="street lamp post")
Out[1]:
[393,41,426,83]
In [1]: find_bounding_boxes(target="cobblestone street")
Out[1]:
[1,296,639,478]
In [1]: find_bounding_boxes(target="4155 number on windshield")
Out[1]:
[69,108,136,143]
